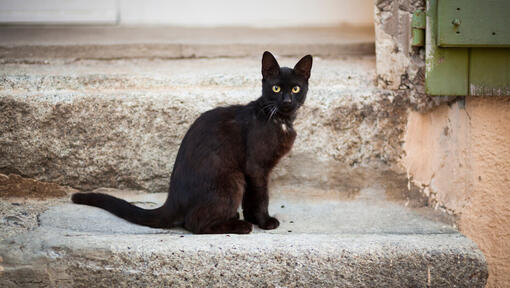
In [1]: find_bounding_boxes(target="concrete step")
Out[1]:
[0,189,487,287]
[0,56,407,194]
[0,26,374,62]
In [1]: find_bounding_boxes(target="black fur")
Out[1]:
[72,51,313,234]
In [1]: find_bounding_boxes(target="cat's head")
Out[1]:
[261,51,312,117]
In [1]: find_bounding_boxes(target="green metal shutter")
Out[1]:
[425,0,510,96]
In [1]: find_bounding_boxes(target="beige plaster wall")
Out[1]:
[1,0,374,27]
[403,97,510,287]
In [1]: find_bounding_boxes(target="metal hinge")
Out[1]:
[412,10,426,47]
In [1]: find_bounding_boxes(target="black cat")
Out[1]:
[72,51,312,234]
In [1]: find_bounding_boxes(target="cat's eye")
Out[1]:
[292,86,301,93]
[272,85,281,93]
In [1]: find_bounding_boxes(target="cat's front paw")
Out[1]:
[259,217,280,230]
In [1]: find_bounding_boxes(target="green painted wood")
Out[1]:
[412,28,425,47]
[438,0,510,47]
[426,48,469,96]
[412,10,426,47]
[469,49,510,96]
[426,0,469,96]
[412,10,426,29]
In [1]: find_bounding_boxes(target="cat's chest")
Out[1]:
[246,120,296,170]
[276,123,296,155]
[276,122,296,142]
[248,120,296,155]
[266,122,296,156]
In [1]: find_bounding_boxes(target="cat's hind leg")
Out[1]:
[199,218,253,234]
[184,205,252,234]
[184,172,251,234]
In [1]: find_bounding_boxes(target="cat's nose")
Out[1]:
[282,94,292,104]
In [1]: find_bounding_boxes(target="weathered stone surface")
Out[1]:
[0,190,487,287]
[0,198,69,241]
[0,57,409,193]
[0,25,490,287]
[0,26,374,62]
[374,0,452,111]
[1,233,488,288]
[0,173,71,198]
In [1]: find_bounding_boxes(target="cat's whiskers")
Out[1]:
[258,102,277,120]
[268,105,278,122]
[261,103,275,112]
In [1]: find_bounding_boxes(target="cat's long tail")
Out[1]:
[71,192,171,228]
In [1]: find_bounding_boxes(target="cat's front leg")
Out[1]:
[242,175,280,230]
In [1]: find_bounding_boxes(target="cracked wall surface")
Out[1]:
[374,0,448,112]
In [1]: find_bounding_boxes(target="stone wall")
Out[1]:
[374,0,448,111]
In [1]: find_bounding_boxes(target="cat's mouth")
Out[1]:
[279,103,297,114]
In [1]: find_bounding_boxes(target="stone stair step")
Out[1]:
[1,57,406,194]
[0,26,375,62]
[0,190,487,287]
[0,57,377,91]
[0,26,489,287]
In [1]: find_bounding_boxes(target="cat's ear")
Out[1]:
[293,55,313,80]
[261,51,280,79]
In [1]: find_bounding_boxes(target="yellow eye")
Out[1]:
[292,86,301,93]
[272,85,281,93]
